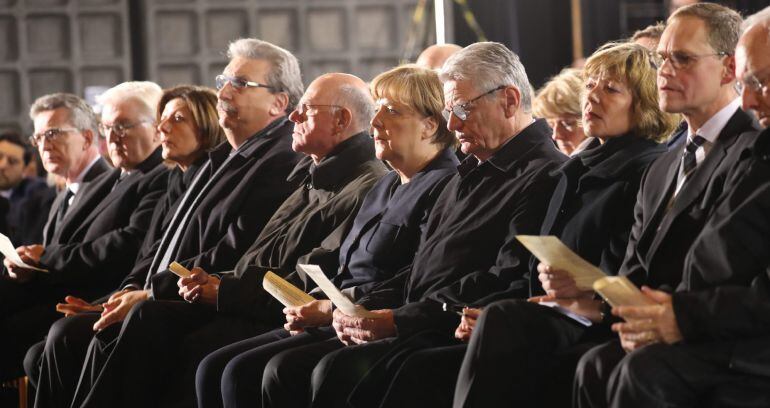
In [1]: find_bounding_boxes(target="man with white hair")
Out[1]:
[67,38,305,408]
[0,84,169,383]
[254,41,566,408]
[737,6,770,129]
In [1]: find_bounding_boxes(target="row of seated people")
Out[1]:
[0,2,769,407]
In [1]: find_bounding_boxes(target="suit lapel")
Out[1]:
[645,110,752,263]
[56,170,119,242]
[42,190,67,246]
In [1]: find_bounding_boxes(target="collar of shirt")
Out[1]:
[687,98,741,145]
[459,118,550,176]
[288,131,376,190]
[68,155,102,196]
[0,189,11,199]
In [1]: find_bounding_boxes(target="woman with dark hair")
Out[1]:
[25,85,225,408]
[194,64,460,408]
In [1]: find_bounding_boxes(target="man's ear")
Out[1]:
[721,55,737,86]
[81,129,94,150]
[336,108,353,132]
[503,86,522,118]
[270,92,290,116]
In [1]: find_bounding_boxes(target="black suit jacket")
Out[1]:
[619,108,759,290]
[41,158,111,246]
[148,118,303,300]
[673,128,770,376]
[4,177,55,245]
[38,150,168,301]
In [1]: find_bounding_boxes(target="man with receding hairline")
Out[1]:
[416,43,463,70]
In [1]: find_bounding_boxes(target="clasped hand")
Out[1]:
[332,308,396,345]
[3,245,44,282]
[283,299,333,336]
[611,286,683,353]
[177,267,220,304]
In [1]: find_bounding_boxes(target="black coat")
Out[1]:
[534,135,665,293]
[674,128,770,377]
[386,120,567,336]
[216,132,389,323]
[4,177,55,245]
[39,150,168,300]
[149,118,303,299]
[619,108,760,290]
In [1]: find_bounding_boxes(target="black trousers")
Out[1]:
[24,313,100,408]
[195,326,336,408]
[453,299,601,408]
[70,299,266,408]
[575,339,770,408]
[0,279,63,381]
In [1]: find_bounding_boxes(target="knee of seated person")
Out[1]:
[262,350,297,389]
[615,343,670,385]
[574,344,607,387]
[23,341,44,380]
[481,298,534,325]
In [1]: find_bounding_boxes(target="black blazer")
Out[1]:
[38,150,168,300]
[6,177,55,245]
[674,128,770,377]
[41,158,111,246]
[533,135,665,294]
[149,118,303,299]
[619,108,759,290]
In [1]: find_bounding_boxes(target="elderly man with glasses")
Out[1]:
[0,84,171,386]
[62,38,314,408]
[246,41,566,408]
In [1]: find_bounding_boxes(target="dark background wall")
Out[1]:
[453,0,769,89]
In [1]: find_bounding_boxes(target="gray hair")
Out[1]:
[439,42,532,112]
[228,38,304,113]
[333,84,375,134]
[29,93,100,135]
[742,6,770,32]
[97,81,163,122]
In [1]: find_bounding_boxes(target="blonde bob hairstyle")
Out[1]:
[370,64,456,150]
[533,68,583,121]
[583,42,679,141]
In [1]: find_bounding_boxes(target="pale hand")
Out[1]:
[454,307,482,342]
[612,286,683,353]
[92,289,149,331]
[3,245,43,283]
[284,299,333,335]
[56,295,104,316]
[537,263,594,299]
[177,267,220,305]
[332,308,396,345]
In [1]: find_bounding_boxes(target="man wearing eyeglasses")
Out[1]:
[258,42,565,408]
[0,93,112,384]
[572,4,763,408]
[64,38,305,408]
[737,7,770,129]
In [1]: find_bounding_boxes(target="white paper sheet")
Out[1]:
[0,233,48,273]
[297,264,381,318]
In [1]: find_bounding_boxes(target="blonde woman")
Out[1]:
[534,68,593,155]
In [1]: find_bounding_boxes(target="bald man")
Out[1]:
[416,43,463,70]
[71,72,387,408]
[737,9,770,129]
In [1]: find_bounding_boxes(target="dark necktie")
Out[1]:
[56,189,75,226]
[681,135,706,178]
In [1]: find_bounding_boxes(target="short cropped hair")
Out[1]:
[371,64,456,149]
[228,38,304,113]
[440,42,532,113]
[669,3,743,55]
[632,22,666,42]
[533,68,583,121]
[157,85,226,152]
[0,130,32,165]
[29,93,100,136]
[97,81,163,122]
[584,42,680,141]
[332,84,376,135]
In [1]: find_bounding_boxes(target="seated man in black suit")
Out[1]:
[0,131,55,245]
[0,85,169,382]
[578,7,770,407]
[549,4,762,408]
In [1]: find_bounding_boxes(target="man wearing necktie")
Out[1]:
[570,4,762,408]
[0,85,169,384]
